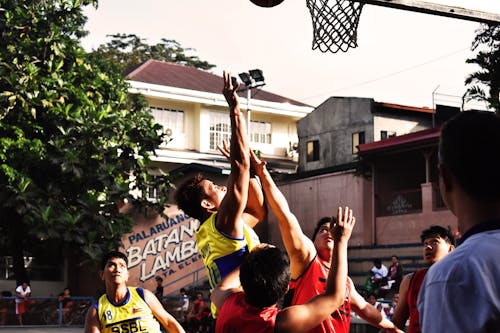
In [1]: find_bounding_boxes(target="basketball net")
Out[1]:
[306,0,364,53]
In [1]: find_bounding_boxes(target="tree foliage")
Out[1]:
[464,24,500,114]
[93,33,215,73]
[0,0,173,283]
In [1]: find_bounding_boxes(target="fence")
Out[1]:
[0,296,93,327]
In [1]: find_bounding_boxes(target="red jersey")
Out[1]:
[285,256,351,333]
[216,292,279,333]
[407,268,428,333]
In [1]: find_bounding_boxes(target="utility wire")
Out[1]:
[301,47,471,102]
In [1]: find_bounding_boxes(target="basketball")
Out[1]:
[250,0,284,8]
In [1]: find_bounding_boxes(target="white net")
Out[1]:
[306,0,365,53]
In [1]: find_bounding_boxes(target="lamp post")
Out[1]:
[237,69,266,134]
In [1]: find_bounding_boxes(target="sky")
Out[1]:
[81,0,499,109]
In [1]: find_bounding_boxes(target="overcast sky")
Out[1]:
[82,0,499,109]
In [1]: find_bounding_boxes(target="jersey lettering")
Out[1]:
[110,321,147,333]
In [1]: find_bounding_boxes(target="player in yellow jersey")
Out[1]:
[175,71,266,317]
[84,251,185,333]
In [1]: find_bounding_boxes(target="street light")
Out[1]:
[235,69,266,134]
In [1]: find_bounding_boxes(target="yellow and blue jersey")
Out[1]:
[196,213,260,290]
[196,212,260,317]
[94,287,161,333]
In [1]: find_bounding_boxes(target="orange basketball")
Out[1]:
[250,0,284,8]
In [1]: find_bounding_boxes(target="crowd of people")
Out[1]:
[79,73,500,333]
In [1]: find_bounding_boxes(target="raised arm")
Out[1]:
[387,273,412,331]
[218,140,267,228]
[350,284,403,333]
[216,71,250,238]
[144,289,185,333]
[251,150,315,278]
[276,207,354,333]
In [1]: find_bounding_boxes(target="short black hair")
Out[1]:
[373,258,382,265]
[420,225,455,246]
[101,251,128,270]
[311,216,337,241]
[175,173,208,221]
[240,246,290,308]
[439,111,500,201]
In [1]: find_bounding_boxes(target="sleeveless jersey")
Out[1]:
[216,292,279,333]
[407,268,428,333]
[284,255,351,333]
[95,287,161,333]
[196,212,260,317]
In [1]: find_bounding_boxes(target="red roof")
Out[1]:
[358,127,441,154]
[378,102,434,114]
[126,60,311,107]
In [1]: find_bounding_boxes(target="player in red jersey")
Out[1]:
[212,207,354,333]
[252,152,402,333]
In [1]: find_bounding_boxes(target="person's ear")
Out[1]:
[99,270,104,281]
[201,199,215,211]
[448,244,455,252]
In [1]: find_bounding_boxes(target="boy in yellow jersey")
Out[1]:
[84,251,184,333]
[175,71,265,319]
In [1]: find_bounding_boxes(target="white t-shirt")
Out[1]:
[15,285,31,303]
[371,264,388,278]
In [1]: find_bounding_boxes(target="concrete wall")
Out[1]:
[375,183,457,244]
[268,171,372,248]
[297,97,374,172]
[373,114,430,140]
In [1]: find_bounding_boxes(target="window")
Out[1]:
[249,121,272,144]
[381,130,396,140]
[306,140,320,162]
[209,112,231,150]
[150,107,184,135]
[352,131,365,154]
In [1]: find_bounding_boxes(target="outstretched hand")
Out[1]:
[222,71,240,115]
[331,206,355,243]
[217,140,230,160]
[249,149,266,177]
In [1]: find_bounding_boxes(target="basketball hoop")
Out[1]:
[306,0,365,53]
[306,0,500,54]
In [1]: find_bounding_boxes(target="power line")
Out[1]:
[301,47,470,102]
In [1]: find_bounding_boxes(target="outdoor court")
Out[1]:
[0,327,83,333]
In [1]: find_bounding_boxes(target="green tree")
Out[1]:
[0,0,172,284]
[93,33,215,73]
[463,24,500,114]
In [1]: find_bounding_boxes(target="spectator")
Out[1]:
[58,287,73,324]
[370,258,388,288]
[387,255,404,291]
[15,281,31,325]
[0,291,12,325]
[154,276,164,303]
[418,111,500,332]
[175,288,189,324]
[186,292,210,333]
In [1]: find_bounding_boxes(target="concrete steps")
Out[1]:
[348,243,424,288]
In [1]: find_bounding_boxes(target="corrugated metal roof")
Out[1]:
[126,60,311,107]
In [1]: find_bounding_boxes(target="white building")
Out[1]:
[126,60,314,176]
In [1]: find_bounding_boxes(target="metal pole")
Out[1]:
[247,88,251,135]
[432,85,440,128]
